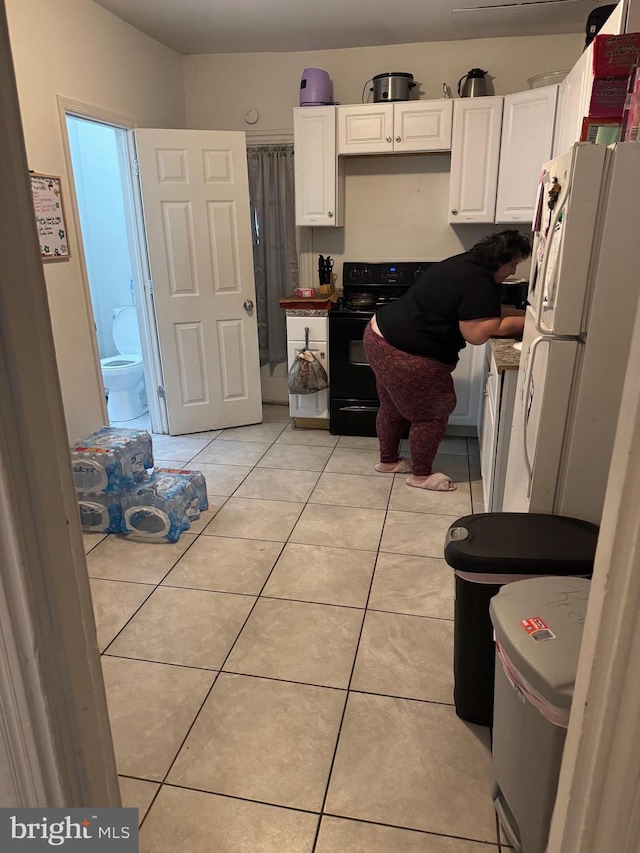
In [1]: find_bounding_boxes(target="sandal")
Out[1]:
[375,459,411,474]
[406,473,456,491]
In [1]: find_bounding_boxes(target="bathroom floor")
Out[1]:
[85,406,508,852]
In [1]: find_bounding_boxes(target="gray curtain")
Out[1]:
[246,144,299,370]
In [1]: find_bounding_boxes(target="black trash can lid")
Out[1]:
[444,513,598,575]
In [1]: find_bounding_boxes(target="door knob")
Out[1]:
[244,299,254,310]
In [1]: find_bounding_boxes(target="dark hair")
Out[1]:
[470,230,532,272]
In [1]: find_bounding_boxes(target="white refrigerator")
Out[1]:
[502,142,640,525]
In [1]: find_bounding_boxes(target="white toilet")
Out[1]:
[101,306,147,422]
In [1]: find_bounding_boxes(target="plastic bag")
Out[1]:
[287,327,328,394]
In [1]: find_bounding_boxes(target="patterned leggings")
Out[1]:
[363,322,457,477]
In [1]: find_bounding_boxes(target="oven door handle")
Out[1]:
[339,405,379,412]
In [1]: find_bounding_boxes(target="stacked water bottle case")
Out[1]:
[71,427,208,542]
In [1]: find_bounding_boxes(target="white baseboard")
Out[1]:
[260,365,288,405]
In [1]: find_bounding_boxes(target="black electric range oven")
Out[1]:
[329,261,434,436]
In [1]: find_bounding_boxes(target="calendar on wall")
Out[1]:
[30,172,70,260]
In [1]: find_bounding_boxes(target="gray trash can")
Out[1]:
[444,513,597,727]
[490,575,591,853]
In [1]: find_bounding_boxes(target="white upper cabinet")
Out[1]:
[449,97,503,224]
[394,101,453,152]
[495,86,558,223]
[294,106,344,227]
[553,42,594,157]
[337,101,453,155]
[552,0,635,156]
[337,104,394,153]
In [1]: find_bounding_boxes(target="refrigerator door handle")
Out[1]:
[534,183,568,334]
[522,336,546,496]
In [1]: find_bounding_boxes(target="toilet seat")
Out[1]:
[101,354,143,372]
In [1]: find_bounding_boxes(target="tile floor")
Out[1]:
[85,406,509,852]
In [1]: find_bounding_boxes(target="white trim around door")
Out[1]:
[56,96,169,435]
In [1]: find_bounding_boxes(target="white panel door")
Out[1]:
[479,346,498,510]
[449,98,503,223]
[449,342,485,428]
[134,129,261,435]
[393,100,453,152]
[553,43,593,157]
[294,107,342,226]
[495,86,558,223]
[286,339,329,418]
[337,104,393,154]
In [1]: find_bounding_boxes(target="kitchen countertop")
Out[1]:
[280,293,338,314]
[491,338,521,373]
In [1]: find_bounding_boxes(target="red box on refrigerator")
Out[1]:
[593,33,640,78]
[588,77,629,117]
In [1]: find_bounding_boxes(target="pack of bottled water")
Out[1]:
[71,427,153,494]
[77,492,123,534]
[120,469,208,542]
[74,428,208,540]
[154,468,209,523]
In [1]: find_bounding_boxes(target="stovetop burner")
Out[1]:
[332,261,436,316]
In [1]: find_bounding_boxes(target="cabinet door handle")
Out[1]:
[328,211,333,218]
[386,136,392,143]
[451,209,458,216]
[395,136,401,142]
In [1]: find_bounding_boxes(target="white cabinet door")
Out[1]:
[449,342,485,429]
[286,315,329,418]
[286,339,329,418]
[553,42,594,157]
[337,101,453,154]
[337,104,393,154]
[294,107,343,226]
[479,344,521,512]
[495,86,558,223]
[479,347,498,511]
[393,100,453,152]
[449,98,503,223]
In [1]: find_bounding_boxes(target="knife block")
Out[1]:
[317,274,335,295]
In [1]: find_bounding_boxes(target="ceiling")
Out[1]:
[93,0,615,55]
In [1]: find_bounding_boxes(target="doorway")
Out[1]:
[61,103,265,436]
[60,102,168,434]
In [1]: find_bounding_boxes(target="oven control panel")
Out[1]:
[343,261,434,286]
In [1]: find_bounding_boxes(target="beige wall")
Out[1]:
[184,34,583,281]
[184,34,584,132]
[5,6,585,434]
[6,0,186,442]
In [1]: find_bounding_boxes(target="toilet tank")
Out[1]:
[112,307,142,355]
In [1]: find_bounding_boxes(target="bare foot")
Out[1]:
[375,459,411,474]
[406,473,456,491]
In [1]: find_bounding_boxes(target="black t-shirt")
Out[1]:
[375,252,501,364]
